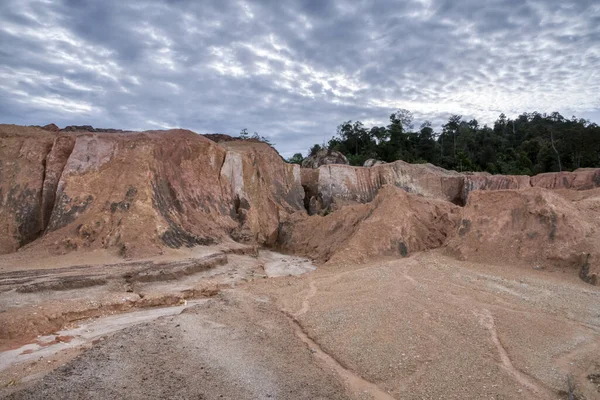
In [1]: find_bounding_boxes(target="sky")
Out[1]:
[1,0,599,157]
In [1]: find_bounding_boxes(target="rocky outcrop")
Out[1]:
[218,140,303,244]
[301,148,348,168]
[0,125,56,253]
[305,160,464,211]
[447,187,600,279]
[41,135,77,229]
[531,168,600,190]
[37,129,237,257]
[0,125,304,257]
[302,161,600,212]
[462,173,531,201]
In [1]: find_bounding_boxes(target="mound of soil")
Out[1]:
[279,185,460,264]
[447,187,599,279]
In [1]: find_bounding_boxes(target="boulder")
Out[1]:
[363,159,386,167]
[301,148,348,168]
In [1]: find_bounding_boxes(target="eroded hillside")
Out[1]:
[2,124,600,399]
[1,124,599,284]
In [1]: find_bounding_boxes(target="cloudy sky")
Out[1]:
[1,0,599,157]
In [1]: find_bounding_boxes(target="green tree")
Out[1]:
[303,109,600,175]
[287,153,303,164]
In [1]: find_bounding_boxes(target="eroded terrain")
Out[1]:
[1,124,599,399]
[1,246,599,399]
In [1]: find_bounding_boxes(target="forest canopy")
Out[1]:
[288,110,600,175]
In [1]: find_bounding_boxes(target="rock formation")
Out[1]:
[301,160,464,212]
[302,161,600,212]
[462,173,531,201]
[0,126,56,253]
[447,187,600,280]
[531,168,600,190]
[0,125,303,258]
[1,124,599,285]
[301,148,348,168]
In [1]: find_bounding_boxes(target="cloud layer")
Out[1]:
[1,0,599,156]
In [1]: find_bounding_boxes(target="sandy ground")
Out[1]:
[1,248,599,399]
[3,291,348,400]
[256,251,600,399]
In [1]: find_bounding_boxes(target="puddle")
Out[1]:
[0,300,206,372]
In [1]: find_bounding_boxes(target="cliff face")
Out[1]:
[462,174,532,201]
[531,168,600,190]
[304,161,464,213]
[0,126,56,253]
[446,187,600,281]
[0,125,303,257]
[219,140,303,244]
[301,160,600,213]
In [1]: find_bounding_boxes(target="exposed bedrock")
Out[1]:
[446,187,600,281]
[0,125,56,253]
[0,125,303,257]
[1,123,599,285]
[300,161,600,213]
[531,168,600,190]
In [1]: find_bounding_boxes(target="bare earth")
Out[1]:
[1,247,598,400]
[2,124,600,399]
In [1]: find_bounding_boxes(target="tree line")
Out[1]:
[286,110,600,175]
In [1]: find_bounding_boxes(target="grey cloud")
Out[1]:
[0,0,599,157]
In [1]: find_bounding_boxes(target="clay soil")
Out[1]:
[1,245,599,400]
